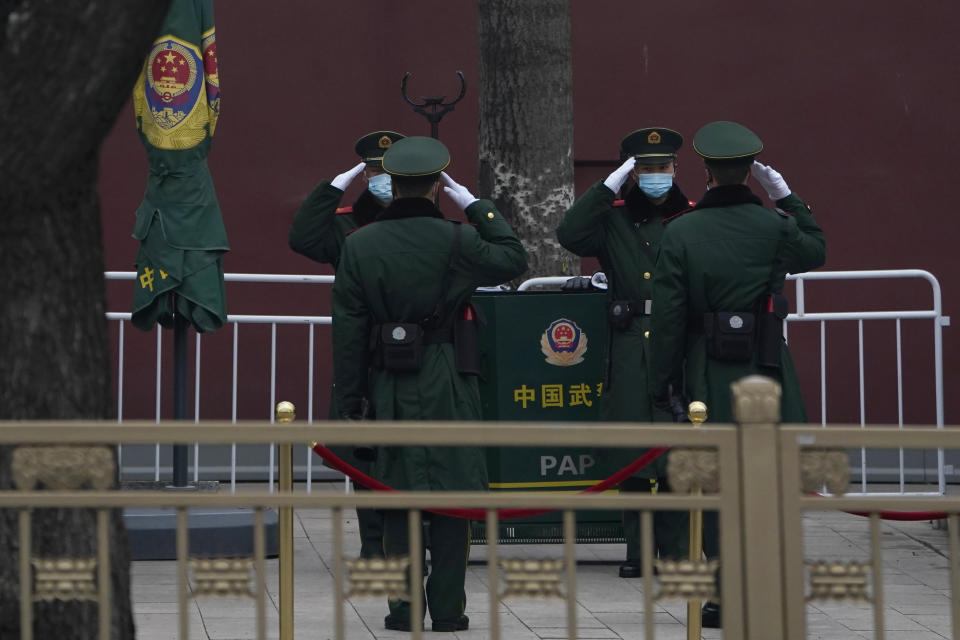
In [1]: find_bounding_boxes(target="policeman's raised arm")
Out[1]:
[288,161,365,264]
[555,157,636,257]
[751,161,826,274]
[440,172,527,285]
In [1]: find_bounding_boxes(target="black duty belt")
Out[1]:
[608,299,652,331]
[423,325,454,344]
[371,322,453,373]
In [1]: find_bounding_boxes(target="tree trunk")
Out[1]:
[478,0,576,281]
[0,2,171,638]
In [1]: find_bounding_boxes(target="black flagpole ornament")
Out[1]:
[401,71,467,139]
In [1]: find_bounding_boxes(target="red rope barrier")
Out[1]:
[312,445,950,522]
[811,493,947,521]
[311,443,667,521]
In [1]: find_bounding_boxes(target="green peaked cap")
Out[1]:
[354,131,405,166]
[693,121,763,161]
[382,136,451,177]
[620,127,683,164]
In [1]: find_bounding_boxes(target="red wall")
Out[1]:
[99,1,957,426]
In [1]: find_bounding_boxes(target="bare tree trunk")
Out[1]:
[478,0,576,280]
[0,2,171,638]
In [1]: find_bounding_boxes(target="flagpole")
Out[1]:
[170,294,190,488]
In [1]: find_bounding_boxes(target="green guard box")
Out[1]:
[471,290,625,543]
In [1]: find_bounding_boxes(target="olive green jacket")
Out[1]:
[651,185,826,424]
[288,181,384,269]
[332,196,527,490]
[288,181,386,469]
[557,181,692,425]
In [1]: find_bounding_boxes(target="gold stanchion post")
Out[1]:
[686,400,708,640]
[275,401,296,640]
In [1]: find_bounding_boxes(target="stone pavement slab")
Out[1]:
[130,484,956,639]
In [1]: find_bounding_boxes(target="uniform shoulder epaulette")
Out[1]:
[335,206,354,215]
[612,199,626,207]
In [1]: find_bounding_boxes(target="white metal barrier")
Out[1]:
[786,269,950,496]
[518,269,952,496]
[106,272,333,494]
[106,269,950,496]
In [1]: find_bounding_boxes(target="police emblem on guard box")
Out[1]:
[541,318,588,367]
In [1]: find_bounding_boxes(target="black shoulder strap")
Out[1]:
[767,212,791,294]
[423,222,462,329]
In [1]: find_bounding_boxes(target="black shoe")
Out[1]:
[618,562,644,578]
[384,614,422,631]
[701,602,721,628]
[432,615,469,632]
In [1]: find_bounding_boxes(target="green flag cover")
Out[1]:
[131,0,227,333]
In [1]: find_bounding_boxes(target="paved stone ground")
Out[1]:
[131,483,957,639]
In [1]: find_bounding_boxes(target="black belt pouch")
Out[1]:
[378,323,424,372]
[756,294,788,369]
[704,312,755,362]
[608,300,636,331]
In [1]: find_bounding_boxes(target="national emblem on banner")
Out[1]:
[540,318,588,366]
[133,35,210,150]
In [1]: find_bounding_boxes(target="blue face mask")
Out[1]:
[367,173,393,202]
[636,172,673,199]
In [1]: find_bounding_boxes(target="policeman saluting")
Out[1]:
[288,130,406,560]
[557,128,693,579]
[332,136,527,632]
[289,130,406,268]
[650,120,826,628]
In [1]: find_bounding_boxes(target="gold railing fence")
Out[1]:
[1,375,960,639]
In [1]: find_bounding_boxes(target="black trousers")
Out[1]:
[354,482,385,559]
[383,510,470,625]
[703,510,719,559]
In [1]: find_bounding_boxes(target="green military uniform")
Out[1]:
[556,128,690,576]
[289,131,404,269]
[652,186,824,422]
[650,121,825,628]
[288,130,404,558]
[332,137,527,632]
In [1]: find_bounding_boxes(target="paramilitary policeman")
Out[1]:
[651,121,826,628]
[287,130,404,559]
[332,136,527,632]
[556,128,692,579]
[289,130,405,268]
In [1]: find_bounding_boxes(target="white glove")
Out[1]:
[441,172,479,210]
[603,156,636,194]
[590,271,609,291]
[751,161,791,201]
[331,162,366,191]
